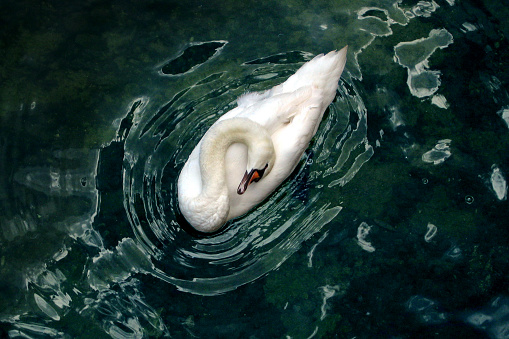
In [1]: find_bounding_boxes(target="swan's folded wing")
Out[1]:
[237,89,273,108]
[266,95,323,178]
[238,86,313,132]
[290,88,329,139]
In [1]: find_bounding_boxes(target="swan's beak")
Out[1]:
[237,168,264,195]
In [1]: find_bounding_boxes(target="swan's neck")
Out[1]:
[192,117,272,232]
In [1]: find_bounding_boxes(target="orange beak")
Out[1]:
[237,169,262,195]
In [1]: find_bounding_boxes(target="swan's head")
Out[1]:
[237,141,275,195]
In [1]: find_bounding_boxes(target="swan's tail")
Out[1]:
[278,46,348,103]
[237,46,347,109]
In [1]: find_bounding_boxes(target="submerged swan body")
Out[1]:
[178,46,348,232]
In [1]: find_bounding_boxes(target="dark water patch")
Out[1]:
[140,88,190,138]
[161,41,227,75]
[359,9,388,21]
[96,141,124,192]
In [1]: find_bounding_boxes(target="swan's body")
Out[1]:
[178,46,348,232]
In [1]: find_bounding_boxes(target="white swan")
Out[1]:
[178,46,348,232]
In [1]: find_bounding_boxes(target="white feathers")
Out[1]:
[178,47,348,232]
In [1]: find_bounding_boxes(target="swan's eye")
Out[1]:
[254,163,269,182]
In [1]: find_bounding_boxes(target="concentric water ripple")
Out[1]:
[120,50,372,295]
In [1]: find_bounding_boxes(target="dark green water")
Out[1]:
[1,0,509,337]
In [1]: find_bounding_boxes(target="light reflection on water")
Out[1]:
[1,0,508,337]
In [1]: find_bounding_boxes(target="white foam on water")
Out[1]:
[10,322,64,337]
[394,29,454,98]
[461,22,478,32]
[356,222,375,252]
[445,245,462,259]
[34,293,60,321]
[467,313,494,327]
[431,94,449,109]
[319,285,342,320]
[422,139,452,165]
[491,166,507,201]
[389,105,405,128]
[424,223,438,242]
[307,231,329,268]
[405,1,440,19]
[350,3,409,80]
[497,107,509,129]
[52,245,69,261]
[407,295,435,312]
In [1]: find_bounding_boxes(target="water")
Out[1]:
[1,0,508,337]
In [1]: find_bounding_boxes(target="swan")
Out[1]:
[178,46,348,233]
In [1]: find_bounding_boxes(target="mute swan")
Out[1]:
[178,46,348,232]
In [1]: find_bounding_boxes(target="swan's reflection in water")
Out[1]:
[101,50,373,295]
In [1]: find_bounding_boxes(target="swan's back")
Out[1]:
[277,49,347,101]
[225,47,348,219]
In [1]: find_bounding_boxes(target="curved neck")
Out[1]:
[200,117,270,193]
[193,117,272,231]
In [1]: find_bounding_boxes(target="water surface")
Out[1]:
[1,0,508,337]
